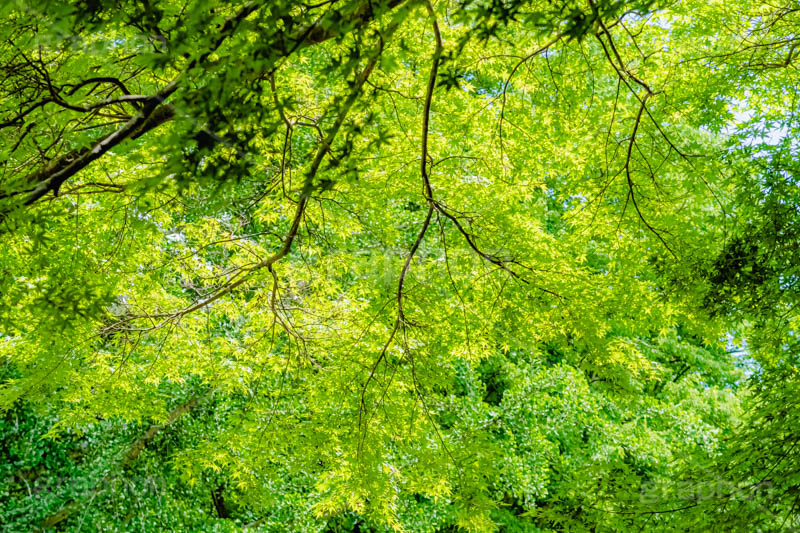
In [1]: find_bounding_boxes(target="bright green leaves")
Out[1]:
[2,0,798,531]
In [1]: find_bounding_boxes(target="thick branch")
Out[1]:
[2,0,408,213]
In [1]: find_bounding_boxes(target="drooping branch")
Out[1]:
[104,22,401,332]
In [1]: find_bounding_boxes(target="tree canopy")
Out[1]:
[1,0,799,531]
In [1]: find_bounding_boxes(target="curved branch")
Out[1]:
[115,23,400,326]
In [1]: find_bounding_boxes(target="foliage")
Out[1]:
[0,0,799,531]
